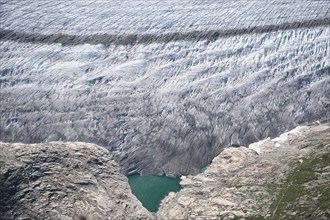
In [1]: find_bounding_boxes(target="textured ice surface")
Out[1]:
[1,0,330,176]
[1,0,330,35]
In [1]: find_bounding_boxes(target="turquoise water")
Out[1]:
[200,166,208,173]
[128,174,181,212]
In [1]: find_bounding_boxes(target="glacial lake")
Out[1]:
[128,174,181,212]
[199,166,208,173]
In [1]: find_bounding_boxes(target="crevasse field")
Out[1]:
[1,0,330,176]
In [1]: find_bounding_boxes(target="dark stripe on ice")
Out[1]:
[1,18,329,46]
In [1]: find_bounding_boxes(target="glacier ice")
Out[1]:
[0,0,330,176]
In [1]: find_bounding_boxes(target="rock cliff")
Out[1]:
[0,142,153,220]
[0,123,329,219]
[157,122,330,219]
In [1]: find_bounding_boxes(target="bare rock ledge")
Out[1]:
[0,122,329,220]
[157,122,330,220]
[0,142,153,220]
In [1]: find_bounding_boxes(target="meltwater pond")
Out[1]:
[128,174,181,212]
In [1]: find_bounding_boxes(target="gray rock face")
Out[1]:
[157,123,330,219]
[0,142,153,220]
[1,0,330,176]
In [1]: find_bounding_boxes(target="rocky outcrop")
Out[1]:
[157,122,330,219]
[0,142,153,220]
[1,123,328,219]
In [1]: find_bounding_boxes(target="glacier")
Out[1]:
[0,0,330,176]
